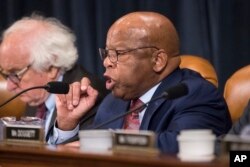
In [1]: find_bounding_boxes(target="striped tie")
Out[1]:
[36,103,47,120]
[123,99,144,130]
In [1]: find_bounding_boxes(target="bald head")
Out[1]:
[103,12,181,99]
[107,12,180,57]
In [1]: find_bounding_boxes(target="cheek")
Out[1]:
[20,81,46,99]
[115,59,152,85]
[116,63,137,80]
[21,89,44,98]
[17,75,50,98]
[21,78,47,90]
[22,71,50,87]
[19,88,48,106]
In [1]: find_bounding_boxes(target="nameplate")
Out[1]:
[5,126,43,141]
[221,134,250,152]
[113,130,159,155]
[0,117,45,144]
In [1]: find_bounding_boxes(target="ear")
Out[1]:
[48,66,60,79]
[152,50,168,72]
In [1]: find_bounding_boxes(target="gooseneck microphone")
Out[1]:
[45,81,69,94]
[0,81,69,108]
[93,83,188,129]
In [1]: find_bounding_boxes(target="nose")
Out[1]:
[103,57,116,69]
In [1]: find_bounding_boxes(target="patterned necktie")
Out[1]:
[36,103,47,120]
[123,99,144,130]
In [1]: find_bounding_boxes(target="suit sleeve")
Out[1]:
[156,82,232,153]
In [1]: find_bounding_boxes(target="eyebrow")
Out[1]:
[0,67,26,74]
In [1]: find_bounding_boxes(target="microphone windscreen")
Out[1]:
[46,81,69,94]
[163,83,188,100]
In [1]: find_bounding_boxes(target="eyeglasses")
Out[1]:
[99,46,159,63]
[0,65,31,84]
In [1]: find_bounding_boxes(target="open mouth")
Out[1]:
[104,75,115,90]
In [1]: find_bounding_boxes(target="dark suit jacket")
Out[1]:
[228,100,250,135]
[25,64,107,140]
[90,68,232,154]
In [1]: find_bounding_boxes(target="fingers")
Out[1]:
[67,82,81,109]
[76,85,98,114]
[55,95,68,117]
[55,95,63,107]
[55,77,98,130]
[56,93,67,108]
[80,77,91,91]
[57,77,93,110]
[87,85,98,100]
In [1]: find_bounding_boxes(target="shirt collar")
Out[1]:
[139,82,161,104]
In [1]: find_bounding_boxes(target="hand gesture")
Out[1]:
[55,77,98,130]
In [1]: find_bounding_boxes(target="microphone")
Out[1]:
[44,81,69,94]
[0,81,69,108]
[93,83,188,129]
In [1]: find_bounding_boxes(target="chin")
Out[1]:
[27,102,40,107]
[27,102,43,107]
[20,97,39,107]
[112,90,123,98]
[112,91,131,100]
[19,97,29,103]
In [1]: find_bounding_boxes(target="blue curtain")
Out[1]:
[0,0,249,92]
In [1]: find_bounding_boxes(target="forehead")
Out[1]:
[0,36,30,70]
[107,21,150,49]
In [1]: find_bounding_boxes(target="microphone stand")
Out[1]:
[93,95,165,129]
[0,86,46,108]
[0,81,69,108]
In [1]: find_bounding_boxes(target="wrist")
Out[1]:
[56,117,80,131]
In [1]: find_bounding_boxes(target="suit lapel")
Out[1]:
[44,108,57,141]
[48,108,57,132]
[140,68,183,129]
[140,98,166,129]
[96,95,130,129]
[108,100,130,128]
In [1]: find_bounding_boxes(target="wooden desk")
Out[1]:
[0,143,229,167]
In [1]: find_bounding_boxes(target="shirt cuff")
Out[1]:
[49,124,79,144]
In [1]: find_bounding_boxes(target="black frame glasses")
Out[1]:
[99,46,159,63]
[0,65,31,84]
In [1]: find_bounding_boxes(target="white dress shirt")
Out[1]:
[43,75,63,139]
